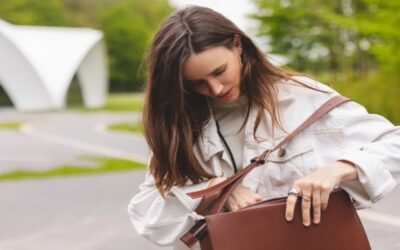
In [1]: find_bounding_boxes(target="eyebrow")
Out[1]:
[186,63,227,83]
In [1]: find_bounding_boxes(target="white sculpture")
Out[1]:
[0,20,108,111]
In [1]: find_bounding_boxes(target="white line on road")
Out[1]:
[93,122,144,142]
[20,124,147,163]
[358,210,400,227]
[0,154,49,162]
[16,124,400,229]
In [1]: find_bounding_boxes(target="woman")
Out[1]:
[128,6,399,249]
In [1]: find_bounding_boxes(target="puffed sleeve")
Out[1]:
[127,166,211,246]
[337,101,399,208]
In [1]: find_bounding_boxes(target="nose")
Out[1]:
[208,79,224,96]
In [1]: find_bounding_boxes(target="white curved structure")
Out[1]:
[0,20,108,111]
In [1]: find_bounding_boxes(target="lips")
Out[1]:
[217,89,231,99]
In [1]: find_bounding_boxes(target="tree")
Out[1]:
[0,0,66,26]
[252,0,400,123]
[0,0,173,92]
[100,0,173,91]
[252,0,378,74]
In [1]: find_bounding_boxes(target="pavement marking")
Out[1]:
[94,123,108,134]
[94,121,145,140]
[0,154,49,162]
[20,124,147,163]
[358,210,400,227]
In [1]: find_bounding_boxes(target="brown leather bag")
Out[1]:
[180,96,371,250]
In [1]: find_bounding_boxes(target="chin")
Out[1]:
[228,90,241,102]
[213,88,241,103]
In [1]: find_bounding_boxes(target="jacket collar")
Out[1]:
[196,83,295,162]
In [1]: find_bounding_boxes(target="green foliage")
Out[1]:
[0,156,146,181]
[102,93,144,112]
[0,0,174,92]
[69,0,174,91]
[0,85,13,107]
[252,0,400,124]
[108,120,143,134]
[316,72,400,124]
[78,93,144,112]
[66,75,84,107]
[0,0,66,25]
[253,0,400,72]
[252,0,376,73]
[0,121,22,130]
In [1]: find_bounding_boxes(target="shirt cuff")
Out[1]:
[338,150,397,206]
[170,180,212,211]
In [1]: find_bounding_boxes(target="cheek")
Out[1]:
[223,65,241,86]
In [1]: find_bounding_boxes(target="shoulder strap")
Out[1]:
[187,95,350,199]
[180,95,351,248]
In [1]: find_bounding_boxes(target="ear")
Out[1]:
[232,34,242,55]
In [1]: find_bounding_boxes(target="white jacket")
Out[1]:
[128,77,399,249]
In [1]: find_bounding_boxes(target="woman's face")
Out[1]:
[182,45,242,103]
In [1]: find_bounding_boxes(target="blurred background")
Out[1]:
[1,0,398,120]
[0,0,399,249]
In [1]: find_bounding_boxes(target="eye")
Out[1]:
[213,66,226,76]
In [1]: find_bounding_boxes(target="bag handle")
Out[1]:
[209,95,350,214]
[187,95,350,202]
[180,95,350,247]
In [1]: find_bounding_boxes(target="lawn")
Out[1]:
[107,120,143,134]
[0,121,23,130]
[0,156,146,181]
[76,93,145,112]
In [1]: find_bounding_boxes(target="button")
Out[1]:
[278,148,286,157]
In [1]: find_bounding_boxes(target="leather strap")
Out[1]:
[187,95,350,200]
[181,95,351,247]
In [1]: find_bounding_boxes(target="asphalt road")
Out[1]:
[1,170,399,250]
[0,108,148,174]
[0,108,399,249]
[0,171,170,250]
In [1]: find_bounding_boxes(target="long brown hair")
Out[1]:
[144,6,300,194]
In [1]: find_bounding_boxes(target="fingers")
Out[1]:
[285,193,298,221]
[301,184,312,226]
[227,196,239,211]
[286,179,336,226]
[226,185,262,212]
[312,187,321,224]
[321,184,333,211]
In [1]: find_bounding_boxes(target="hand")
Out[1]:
[226,184,262,212]
[195,177,227,214]
[285,160,357,226]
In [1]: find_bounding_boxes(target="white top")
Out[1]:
[128,76,399,250]
[210,94,249,170]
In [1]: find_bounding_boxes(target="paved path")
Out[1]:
[1,170,399,250]
[0,171,170,250]
[0,108,149,173]
[0,108,399,249]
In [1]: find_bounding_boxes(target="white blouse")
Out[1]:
[128,76,399,249]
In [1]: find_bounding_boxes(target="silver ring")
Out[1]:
[302,195,312,202]
[288,188,301,197]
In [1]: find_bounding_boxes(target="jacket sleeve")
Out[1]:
[337,101,399,208]
[127,168,211,246]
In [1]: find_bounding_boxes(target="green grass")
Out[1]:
[102,93,144,112]
[0,156,146,181]
[107,120,143,134]
[75,93,145,112]
[0,121,23,130]
[315,71,400,125]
